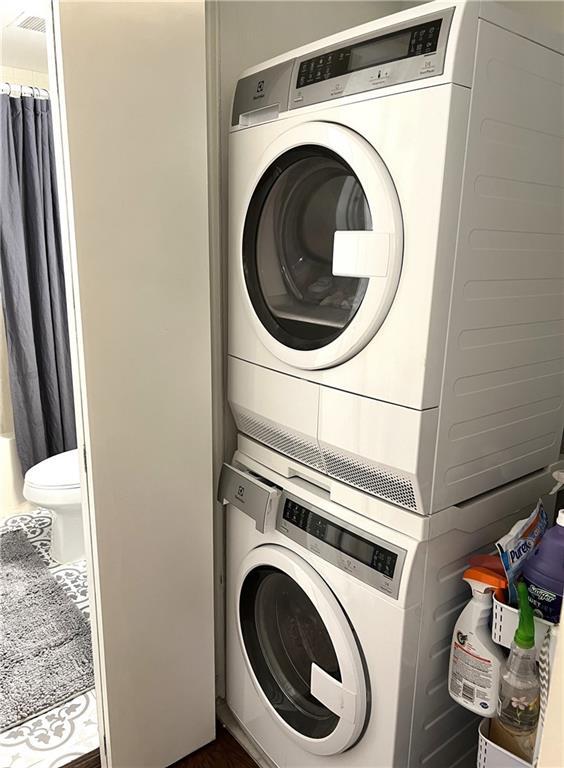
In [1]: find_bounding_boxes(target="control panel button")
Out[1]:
[420,58,435,75]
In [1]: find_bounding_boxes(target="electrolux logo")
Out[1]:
[253,79,265,101]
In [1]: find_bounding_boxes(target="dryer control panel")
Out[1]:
[231,7,454,126]
[290,7,454,109]
[277,493,406,599]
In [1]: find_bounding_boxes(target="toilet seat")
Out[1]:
[24,449,81,507]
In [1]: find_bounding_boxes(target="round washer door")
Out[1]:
[241,121,403,370]
[237,544,369,756]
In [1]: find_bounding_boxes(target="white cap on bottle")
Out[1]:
[557,509,564,527]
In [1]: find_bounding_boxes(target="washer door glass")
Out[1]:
[240,566,342,739]
[243,146,371,351]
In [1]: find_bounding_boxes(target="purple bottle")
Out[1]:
[523,510,564,624]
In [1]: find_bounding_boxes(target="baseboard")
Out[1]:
[0,500,34,522]
[64,749,101,768]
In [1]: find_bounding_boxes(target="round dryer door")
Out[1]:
[241,121,403,370]
[237,544,369,756]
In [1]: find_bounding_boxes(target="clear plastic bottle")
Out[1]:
[490,581,540,763]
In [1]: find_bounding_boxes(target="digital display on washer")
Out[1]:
[283,499,398,578]
[296,18,442,89]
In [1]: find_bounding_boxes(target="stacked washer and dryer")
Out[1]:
[219,2,564,767]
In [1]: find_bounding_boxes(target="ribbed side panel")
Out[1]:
[433,21,564,511]
[414,548,480,768]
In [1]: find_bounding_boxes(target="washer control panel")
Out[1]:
[277,493,407,599]
[290,7,454,109]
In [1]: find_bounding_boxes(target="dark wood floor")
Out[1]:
[65,723,258,768]
[171,723,258,768]
[66,752,102,768]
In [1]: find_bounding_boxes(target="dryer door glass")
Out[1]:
[240,565,342,738]
[243,146,371,351]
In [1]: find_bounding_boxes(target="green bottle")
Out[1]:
[490,581,540,763]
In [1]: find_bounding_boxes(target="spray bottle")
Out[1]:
[489,581,540,763]
[448,566,507,716]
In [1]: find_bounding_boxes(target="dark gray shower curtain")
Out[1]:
[0,93,76,474]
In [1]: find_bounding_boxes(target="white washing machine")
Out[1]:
[220,436,555,768]
[227,0,564,515]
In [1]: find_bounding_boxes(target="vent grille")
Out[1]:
[16,15,46,33]
[323,449,418,510]
[237,412,325,471]
[236,411,419,512]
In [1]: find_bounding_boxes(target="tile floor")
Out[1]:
[0,510,99,768]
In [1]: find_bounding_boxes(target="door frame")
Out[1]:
[238,121,404,371]
[236,544,369,756]
[46,2,217,765]
[46,3,109,756]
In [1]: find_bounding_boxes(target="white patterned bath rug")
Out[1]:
[0,528,94,732]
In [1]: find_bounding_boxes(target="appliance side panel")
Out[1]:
[433,20,564,512]
[420,84,471,407]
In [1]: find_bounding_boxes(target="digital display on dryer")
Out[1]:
[349,30,411,71]
[296,18,442,89]
[283,499,398,578]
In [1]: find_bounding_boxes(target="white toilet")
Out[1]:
[23,448,84,563]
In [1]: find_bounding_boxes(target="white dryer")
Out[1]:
[221,437,554,768]
[227,0,564,514]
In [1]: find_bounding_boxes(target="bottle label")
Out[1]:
[449,631,495,711]
[526,579,562,624]
[497,691,540,731]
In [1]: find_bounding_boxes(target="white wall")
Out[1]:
[498,1,564,29]
[0,65,48,88]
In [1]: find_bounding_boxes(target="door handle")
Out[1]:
[217,463,281,533]
[332,231,390,278]
[310,663,357,723]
